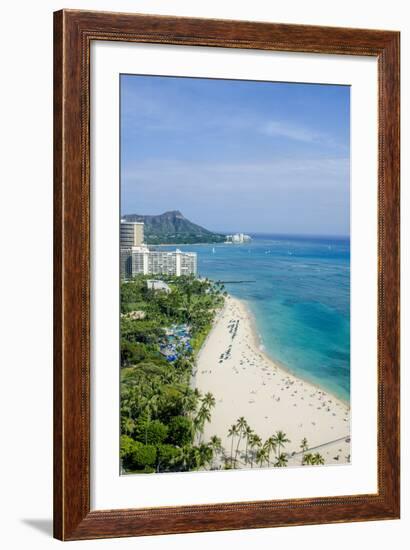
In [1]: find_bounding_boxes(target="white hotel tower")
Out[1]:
[120,220,197,279]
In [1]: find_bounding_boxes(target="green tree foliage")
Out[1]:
[120,275,223,474]
[121,340,149,366]
[121,318,165,345]
[302,452,325,466]
[120,436,157,472]
[120,435,135,461]
[156,444,180,472]
[120,275,323,474]
[122,210,226,245]
[273,430,290,459]
[134,419,168,445]
[167,416,193,447]
[274,452,289,468]
[131,442,157,470]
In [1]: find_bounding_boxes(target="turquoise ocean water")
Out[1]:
[161,235,350,403]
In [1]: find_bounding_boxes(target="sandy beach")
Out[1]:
[195,295,351,468]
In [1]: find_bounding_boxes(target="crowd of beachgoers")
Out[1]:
[196,295,351,468]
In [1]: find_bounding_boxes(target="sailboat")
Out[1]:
[212,247,216,254]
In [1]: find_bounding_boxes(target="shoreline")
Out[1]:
[195,294,351,467]
[242,297,350,408]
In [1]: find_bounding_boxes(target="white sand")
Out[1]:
[195,295,351,468]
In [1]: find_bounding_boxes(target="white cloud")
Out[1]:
[262,120,324,143]
[122,156,349,187]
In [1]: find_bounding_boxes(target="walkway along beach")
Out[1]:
[195,295,351,468]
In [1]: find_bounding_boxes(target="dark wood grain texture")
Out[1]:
[53,9,400,541]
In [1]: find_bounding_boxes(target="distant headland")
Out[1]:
[122,210,226,245]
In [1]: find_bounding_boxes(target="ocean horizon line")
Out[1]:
[212,231,350,240]
[119,220,350,242]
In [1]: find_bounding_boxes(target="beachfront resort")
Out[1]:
[119,224,351,474]
[120,220,197,279]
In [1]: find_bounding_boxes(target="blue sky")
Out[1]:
[121,74,350,236]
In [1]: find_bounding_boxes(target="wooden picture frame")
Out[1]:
[54,9,400,541]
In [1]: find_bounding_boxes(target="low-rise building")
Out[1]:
[121,310,146,320]
[120,220,197,279]
[146,280,171,293]
[225,233,252,244]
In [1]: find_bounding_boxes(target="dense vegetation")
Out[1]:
[122,210,226,244]
[120,274,226,473]
[120,274,327,473]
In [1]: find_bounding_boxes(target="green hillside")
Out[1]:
[122,210,226,244]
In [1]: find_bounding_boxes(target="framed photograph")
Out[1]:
[54,9,400,540]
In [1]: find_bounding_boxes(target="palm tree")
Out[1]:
[142,391,159,444]
[203,392,216,410]
[274,453,288,467]
[209,435,223,469]
[300,437,309,454]
[302,453,314,466]
[243,425,254,465]
[178,445,194,471]
[121,416,135,436]
[256,446,269,468]
[312,453,325,465]
[234,417,248,466]
[273,430,290,459]
[195,443,213,470]
[193,393,216,444]
[248,433,262,468]
[179,294,207,325]
[180,388,199,418]
[194,404,211,444]
[228,424,239,467]
[236,416,248,433]
[163,369,180,385]
[263,436,277,466]
[120,395,134,435]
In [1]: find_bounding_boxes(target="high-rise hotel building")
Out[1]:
[120,220,197,279]
[120,220,144,248]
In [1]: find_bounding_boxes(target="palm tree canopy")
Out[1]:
[274,453,288,467]
[244,425,253,438]
[256,447,269,466]
[274,430,290,445]
[249,433,262,448]
[313,453,325,465]
[228,424,239,437]
[264,436,277,454]
[302,453,314,465]
[300,437,309,451]
[209,435,222,451]
[236,416,248,433]
[203,392,216,409]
